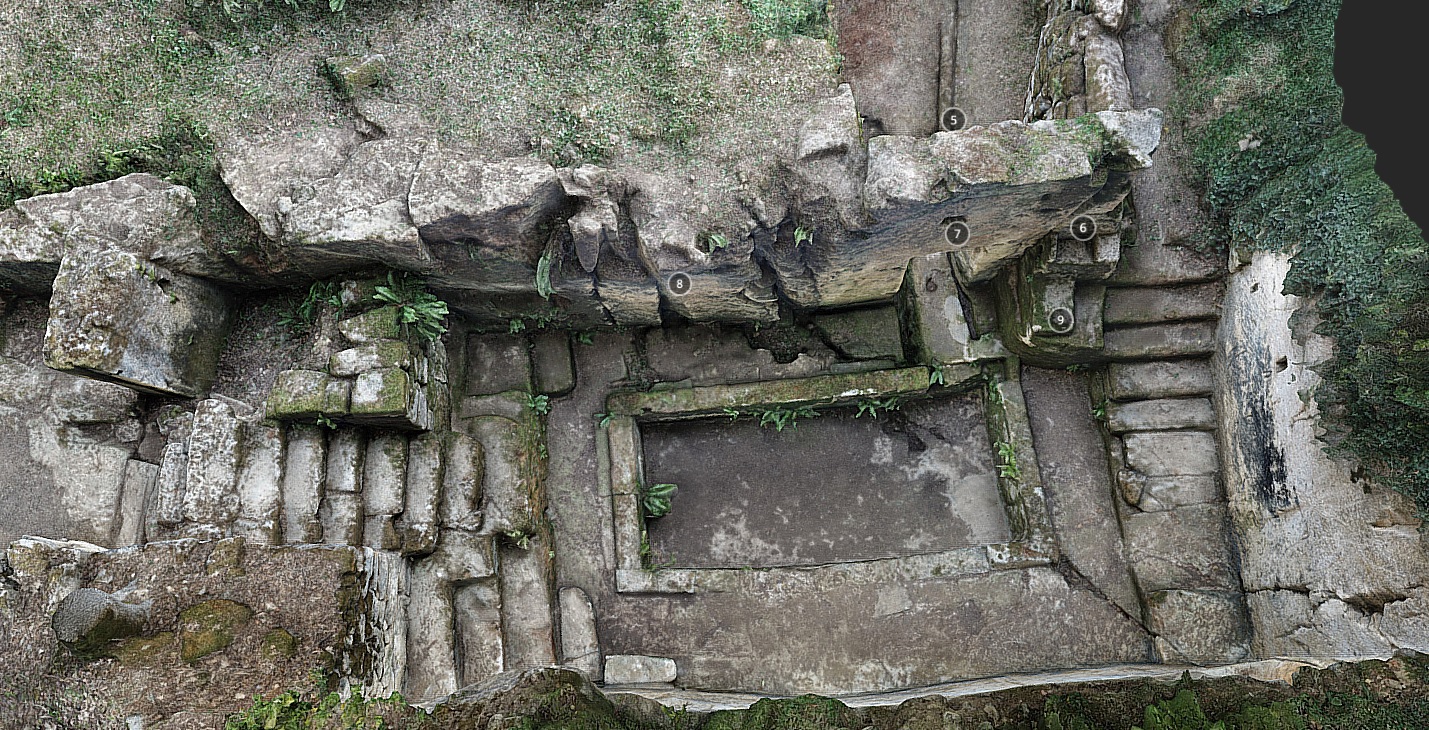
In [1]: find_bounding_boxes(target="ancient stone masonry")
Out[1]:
[1,0,1427,724]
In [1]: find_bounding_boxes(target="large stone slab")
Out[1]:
[278,137,434,276]
[1123,504,1239,592]
[1146,589,1251,665]
[217,126,365,241]
[44,250,232,398]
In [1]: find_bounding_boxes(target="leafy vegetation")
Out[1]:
[641,481,678,519]
[373,272,449,342]
[535,252,555,300]
[723,404,820,431]
[854,396,902,419]
[278,281,344,330]
[995,440,1021,481]
[523,391,552,415]
[224,689,424,729]
[1170,0,1429,510]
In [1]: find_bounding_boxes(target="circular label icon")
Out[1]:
[940,107,967,132]
[1047,306,1075,334]
[667,272,692,296]
[1069,214,1098,242]
[943,220,971,248]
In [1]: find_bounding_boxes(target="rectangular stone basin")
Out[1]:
[641,390,1009,568]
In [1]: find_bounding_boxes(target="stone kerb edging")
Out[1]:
[602,362,1057,594]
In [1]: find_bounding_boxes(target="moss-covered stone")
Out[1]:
[328,339,412,377]
[322,54,388,100]
[812,306,905,362]
[338,306,404,345]
[607,367,932,418]
[265,369,352,421]
[107,631,175,667]
[178,598,253,662]
[260,628,298,661]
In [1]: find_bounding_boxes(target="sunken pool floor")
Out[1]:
[641,390,1010,568]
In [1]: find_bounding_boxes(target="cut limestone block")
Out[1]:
[813,306,905,362]
[43,250,232,398]
[217,126,364,241]
[117,459,158,547]
[1147,589,1251,665]
[181,399,243,531]
[235,422,284,544]
[318,492,363,546]
[1123,431,1219,476]
[604,655,677,685]
[1123,504,1239,592]
[324,428,365,493]
[147,443,189,537]
[1105,398,1216,433]
[455,581,504,686]
[364,514,402,551]
[1104,282,1223,326]
[1103,321,1217,360]
[338,306,404,345]
[329,339,412,377]
[470,416,534,536]
[1117,471,1221,512]
[531,331,575,396]
[1106,359,1214,401]
[363,433,408,516]
[281,424,327,544]
[265,370,351,421]
[348,368,433,431]
[901,253,976,364]
[466,334,532,395]
[400,432,445,556]
[559,587,601,681]
[441,432,484,532]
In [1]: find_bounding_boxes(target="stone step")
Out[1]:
[1122,430,1219,477]
[1103,281,1223,326]
[558,587,601,681]
[1102,321,1217,360]
[1146,589,1251,665]
[1123,504,1239,592]
[1105,397,1216,433]
[456,580,505,686]
[1106,359,1214,401]
[1117,472,1222,512]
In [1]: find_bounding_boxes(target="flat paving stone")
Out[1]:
[1106,359,1214,401]
[642,391,1009,568]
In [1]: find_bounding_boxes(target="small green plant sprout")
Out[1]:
[504,529,533,550]
[641,482,678,519]
[703,232,730,253]
[373,272,449,342]
[793,226,813,247]
[534,252,554,299]
[278,280,342,329]
[756,405,818,431]
[995,440,1021,480]
[314,413,337,429]
[575,331,595,345]
[722,406,741,421]
[522,392,551,415]
[1091,400,1108,422]
[855,396,902,419]
[928,364,947,386]
[1065,363,1089,373]
[594,412,614,427]
[508,318,527,333]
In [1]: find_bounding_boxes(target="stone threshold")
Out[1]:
[605,659,1341,712]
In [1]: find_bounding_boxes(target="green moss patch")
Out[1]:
[1169,0,1429,509]
[178,598,254,663]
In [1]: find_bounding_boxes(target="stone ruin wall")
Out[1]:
[0,0,1426,725]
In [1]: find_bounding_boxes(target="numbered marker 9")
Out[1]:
[1046,306,1075,334]
[667,272,692,297]
[940,107,966,132]
[942,219,971,248]
[1069,215,1097,242]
